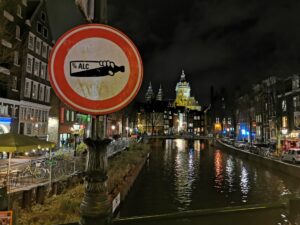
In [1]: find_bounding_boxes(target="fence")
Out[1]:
[0,138,132,192]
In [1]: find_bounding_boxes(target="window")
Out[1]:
[282,116,288,128]
[3,10,14,22]
[40,62,46,79]
[293,96,300,109]
[45,86,50,102]
[43,27,48,38]
[33,59,40,76]
[14,51,19,65]
[66,110,70,121]
[22,0,27,6]
[282,100,287,112]
[37,22,42,34]
[17,5,22,18]
[35,37,41,55]
[32,82,38,99]
[26,123,32,135]
[24,78,31,98]
[293,78,299,90]
[47,46,52,59]
[16,25,21,40]
[41,42,47,58]
[39,84,44,101]
[12,76,17,90]
[28,32,35,50]
[26,54,33,73]
[41,12,46,22]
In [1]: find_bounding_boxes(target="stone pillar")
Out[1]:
[22,190,32,209]
[80,138,112,225]
[36,186,46,204]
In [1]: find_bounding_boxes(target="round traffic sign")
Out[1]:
[49,24,143,115]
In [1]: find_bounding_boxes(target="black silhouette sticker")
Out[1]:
[70,60,125,77]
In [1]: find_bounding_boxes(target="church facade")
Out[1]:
[137,70,206,136]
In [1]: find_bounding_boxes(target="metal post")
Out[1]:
[49,148,52,186]
[7,152,11,209]
[79,1,110,224]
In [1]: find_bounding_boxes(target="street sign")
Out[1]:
[49,24,143,115]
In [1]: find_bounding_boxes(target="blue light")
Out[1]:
[241,129,246,135]
[246,131,250,135]
[0,117,11,124]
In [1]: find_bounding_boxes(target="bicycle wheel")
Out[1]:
[34,168,47,179]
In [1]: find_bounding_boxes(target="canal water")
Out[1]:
[119,139,300,224]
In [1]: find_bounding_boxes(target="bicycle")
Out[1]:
[21,161,48,179]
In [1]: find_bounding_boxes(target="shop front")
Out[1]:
[281,130,300,152]
[0,117,11,134]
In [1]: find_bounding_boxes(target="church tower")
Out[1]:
[145,82,155,102]
[156,84,163,101]
[174,70,201,111]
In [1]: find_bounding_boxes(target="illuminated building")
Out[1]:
[174,70,201,111]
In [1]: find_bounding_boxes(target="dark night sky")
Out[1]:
[46,0,300,105]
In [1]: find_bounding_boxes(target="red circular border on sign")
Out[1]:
[49,24,143,115]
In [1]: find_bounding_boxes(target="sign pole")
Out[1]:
[50,1,143,224]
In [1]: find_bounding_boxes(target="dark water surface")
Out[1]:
[119,139,300,224]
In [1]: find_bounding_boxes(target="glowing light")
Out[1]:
[241,129,246,135]
[25,152,29,156]
[111,125,116,130]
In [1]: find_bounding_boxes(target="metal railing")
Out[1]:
[0,138,133,191]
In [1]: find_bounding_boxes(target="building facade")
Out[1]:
[0,0,53,139]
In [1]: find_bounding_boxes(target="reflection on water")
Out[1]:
[121,139,300,222]
[174,139,195,210]
[214,150,224,190]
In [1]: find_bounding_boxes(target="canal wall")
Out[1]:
[216,139,300,179]
[108,153,150,212]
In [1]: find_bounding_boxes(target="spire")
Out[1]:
[145,82,155,102]
[156,84,163,101]
[180,69,186,82]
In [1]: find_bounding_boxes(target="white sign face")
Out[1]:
[49,24,143,115]
[65,38,129,100]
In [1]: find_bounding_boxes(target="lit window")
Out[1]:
[282,116,288,128]
[32,82,38,99]
[282,100,287,112]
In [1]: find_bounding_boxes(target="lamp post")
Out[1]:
[71,123,80,157]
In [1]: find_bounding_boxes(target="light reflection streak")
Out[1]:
[174,139,195,210]
[226,156,234,191]
[240,166,249,200]
[214,150,224,190]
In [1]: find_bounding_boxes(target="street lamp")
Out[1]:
[125,126,129,137]
[111,125,116,137]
